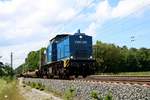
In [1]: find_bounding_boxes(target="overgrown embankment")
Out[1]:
[0,77,25,100]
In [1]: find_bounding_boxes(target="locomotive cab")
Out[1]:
[70,29,93,60]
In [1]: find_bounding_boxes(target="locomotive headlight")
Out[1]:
[90,56,93,59]
[79,35,83,39]
[70,56,73,59]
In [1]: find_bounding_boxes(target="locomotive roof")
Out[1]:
[50,29,87,42]
[50,34,70,42]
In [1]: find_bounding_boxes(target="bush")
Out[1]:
[1,76,14,83]
[35,83,45,90]
[90,90,113,100]
[30,82,36,88]
[104,92,113,100]
[90,90,102,100]
[39,84,45,91]
[64,87,76,100]
[27,82,45,91]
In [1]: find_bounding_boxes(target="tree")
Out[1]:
[0,63,14,77]
[93,41,150,73]
[15,47,46,74]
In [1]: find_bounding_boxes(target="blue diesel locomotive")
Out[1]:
[39,29,95,78]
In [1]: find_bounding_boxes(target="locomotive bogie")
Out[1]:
[38,59,94,79]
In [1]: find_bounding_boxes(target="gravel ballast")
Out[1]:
[23,78,150,100]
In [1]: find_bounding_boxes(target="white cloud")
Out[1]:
[1,0,149,39]
[94,0,150,19]
[0,21,9,28]
[112,0,150,18]
[0,0,24,14]
[57,8,76,22]
[85,22,97,36]
[86,0,150,36]
[0,0,88,39]
[85,0,111,36]
[0,40,47,68]
[94,0,112,23]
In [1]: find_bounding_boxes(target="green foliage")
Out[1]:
[26,51,39,70]
[64,87,76,100]
[27,82,45,91]
[15,47,46,74]
[15,63,26,75]
[35,83,45,91]
[104,92,113,100]
[30,82,36,88]
[0,63,14,77]
[90,90,102,100]
[94,41,150,73]
[93,41,123,73]
[1,76,14,83]
[90,90,113,100]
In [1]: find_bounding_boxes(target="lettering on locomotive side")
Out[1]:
[75,41,87,44]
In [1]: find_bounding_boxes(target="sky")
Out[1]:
[0,0,150,68]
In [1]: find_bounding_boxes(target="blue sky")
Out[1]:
[0,0,150,68]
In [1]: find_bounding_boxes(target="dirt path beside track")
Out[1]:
[18,78,63,100]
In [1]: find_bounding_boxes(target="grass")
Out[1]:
[63,87,76,100]
[0,78,25,100]
[90,90,113,100]
[26,81,63,99]
[27,82,45,91]
[97,71,150,76]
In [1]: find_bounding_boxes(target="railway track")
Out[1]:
[74,75,150,87]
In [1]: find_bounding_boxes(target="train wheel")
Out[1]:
[64,74,69,79]
[59,74,64,79]
[43,75,48,79]
[82,74,87,78]
[48,75,54,79]
[75,74,78,78]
